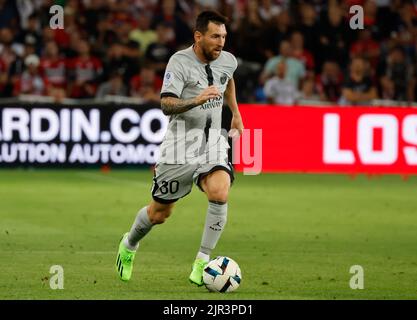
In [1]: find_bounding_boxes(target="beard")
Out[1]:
[201,44,220,62]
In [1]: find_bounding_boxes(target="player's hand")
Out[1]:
[229,113,244,138]
[195,85,221,105]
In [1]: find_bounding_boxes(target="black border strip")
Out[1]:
[196,165,235,192]
[152,195,179,204]
[160,92,179,98]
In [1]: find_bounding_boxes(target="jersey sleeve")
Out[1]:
[160,54,187,98]
[223,52,238,79]
[230,54,238,75]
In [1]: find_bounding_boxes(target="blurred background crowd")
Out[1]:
[0,0,417,105]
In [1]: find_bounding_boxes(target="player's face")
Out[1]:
[199,22,227,61]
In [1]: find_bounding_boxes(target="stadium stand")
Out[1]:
[0,0,417,106]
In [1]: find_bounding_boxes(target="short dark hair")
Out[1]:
[195,10,228,34]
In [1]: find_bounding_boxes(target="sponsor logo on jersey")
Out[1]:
[200,96,223,110]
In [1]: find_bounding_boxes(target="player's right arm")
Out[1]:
[160,86,220,115]
[160,54,221,115]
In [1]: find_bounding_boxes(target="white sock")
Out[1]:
[197,201,227,260]
[196,251,210,262]
[123,237,139,251]
[124,206,152,251]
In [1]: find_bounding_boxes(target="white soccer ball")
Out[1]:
[203,256,242,293]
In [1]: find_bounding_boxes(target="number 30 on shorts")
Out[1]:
[159,180,179,194]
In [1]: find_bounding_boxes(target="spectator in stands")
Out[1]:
[298,78,321,104]
[128,0,159,13]
[260,40,306,89]
[350,29,381,70]
[63,30,84,60]
[316,60,344,103]
[42,25,55,46]
[16,13,42,56]
[124,39,142,66]
[379,45,415,102]
[37,0,56,28]
[375,0,401,41]
[40,40,67,100]
[15,0,41,32]
[231,0,268,102]
[111,10,137,49]
[129,11,157,54]
[96,69,127,99]
[95,12,119,54]
[362,0,380,39]
[13,54,49,96]
[0,0,18,29]
[317,3,351,70]
[151,0,193,47]
[264,60,299,106]
[83,0,110,44]
[0,27,22,63]
[0,57,8,96]
[193,0,220,11]
[290,30,315,77]
[262,9,293,59]
[130,66,163,103]
[145,22,176,78]
[53,6,80,51]
[232,0,267,64]
[258,0,282,23]
[297,3,320,58]
[67,40,102,99]
[394,2,417,54]
[340,57,378,106]
[103,42,140,85]
[8,39,37,97]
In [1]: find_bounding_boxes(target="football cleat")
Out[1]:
[115,233,136,281]
[189,258,208,286]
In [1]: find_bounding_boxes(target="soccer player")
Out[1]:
[115,10,244,286]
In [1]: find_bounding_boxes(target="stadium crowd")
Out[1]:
[0,0,417,105]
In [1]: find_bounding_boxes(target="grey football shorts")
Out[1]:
[151,159,234,204]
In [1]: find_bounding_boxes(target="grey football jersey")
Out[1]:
[159,45,238,164]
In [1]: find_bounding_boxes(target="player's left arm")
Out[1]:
[224,77,244,137]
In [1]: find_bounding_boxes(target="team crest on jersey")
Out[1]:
[220,73,227,85]
[163,71,174,87]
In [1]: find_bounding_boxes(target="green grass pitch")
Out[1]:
[1,169,417,300]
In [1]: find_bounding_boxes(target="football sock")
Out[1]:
[196,252,210,262]
[197,201,228,259]
[124,206,152,250]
